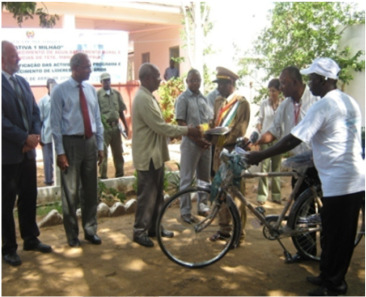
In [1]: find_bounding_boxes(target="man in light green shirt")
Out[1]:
[132,63,202,248]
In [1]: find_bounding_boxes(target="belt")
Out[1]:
[63,134,91,139]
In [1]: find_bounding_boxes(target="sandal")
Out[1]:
[209,231,231,242]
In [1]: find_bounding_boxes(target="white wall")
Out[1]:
[340,24,365,126]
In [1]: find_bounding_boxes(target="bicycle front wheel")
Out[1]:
[288,188,322,261]
[156,187,238,268]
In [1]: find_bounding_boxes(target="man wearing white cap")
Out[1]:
[246,57,365,296]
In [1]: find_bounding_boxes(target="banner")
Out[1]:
[2,29,128,85]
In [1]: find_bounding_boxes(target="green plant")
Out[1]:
[236,2,365,103]
[35,201,63,217]
[98,180,126,206]
[157,78,185,124]
[2,2,59,28]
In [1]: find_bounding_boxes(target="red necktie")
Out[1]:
[79,84,93,138]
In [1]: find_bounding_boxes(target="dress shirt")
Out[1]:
[38,94,52,144]
[175,88,213,146]
[132,86,188,171]
[50,77,104,155]
[164,67,179,80]
[206,88,220,109]
[267,85,319,155]
[2,71,15,88]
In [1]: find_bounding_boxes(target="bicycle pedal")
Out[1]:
[255,206,266,215]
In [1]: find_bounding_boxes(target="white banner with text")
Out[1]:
[2,28,128,85]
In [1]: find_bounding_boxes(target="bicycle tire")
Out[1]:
[288,187,322,261]
[156,187,240,268]
[354,197,365,246]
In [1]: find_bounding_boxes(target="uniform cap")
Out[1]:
[213,66,239,83]
[300,57,340,80]
[100,72,111,81]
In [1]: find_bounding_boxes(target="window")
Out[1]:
[142,52,150,63]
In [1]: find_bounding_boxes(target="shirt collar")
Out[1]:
[2,70,15,83]
[100,88,114,96]
[186,88,202,97]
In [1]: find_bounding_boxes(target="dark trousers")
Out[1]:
[99,127,124,178]
[292,167,321,199]
[133,160,164,237]
[2,156,40,254]
[320,191,364,288]
[61,135,98,242]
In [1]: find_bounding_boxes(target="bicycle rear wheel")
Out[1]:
[288,188,322,261]
[156,187,239,268]
[354,197,365,246]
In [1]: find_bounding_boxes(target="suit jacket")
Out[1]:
[2,73,41,164]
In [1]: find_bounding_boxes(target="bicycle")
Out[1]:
[156,128,365,268]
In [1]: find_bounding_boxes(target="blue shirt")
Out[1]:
[175,88,213,126]
[50,77,104,155]
[38,93,52,144]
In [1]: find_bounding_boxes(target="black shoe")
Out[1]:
[285,252,308,263]
[133,234,154,247]
[181,214,198,224]
[24,241,52,253]
[3,252,22,266]
[84,234,102,245]
[148,229,174,238]
[308,283,347,296]
[307,275,323,286]
[308,286,334,296]
[161,230,174,238]
[209,231,231,242]
[68,238,81,247]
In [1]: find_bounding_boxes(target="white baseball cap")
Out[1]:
[300,57,340,80]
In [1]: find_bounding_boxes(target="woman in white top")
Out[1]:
[256,78,282,205]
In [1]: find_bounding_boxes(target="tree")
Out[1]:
[237,2,365,102]
[181,2,215,92]
[2,2,59,28]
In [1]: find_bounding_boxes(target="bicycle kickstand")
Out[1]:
[276,238,293,263]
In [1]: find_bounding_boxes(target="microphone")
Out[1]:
[249,130,260,144]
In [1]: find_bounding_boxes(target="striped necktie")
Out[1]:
[79,84,93,138]
[10,76,29,131]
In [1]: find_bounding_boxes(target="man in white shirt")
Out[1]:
[246,57,365,296]
[38,78,57,185]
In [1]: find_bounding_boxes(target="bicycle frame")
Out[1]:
[213,156,323,261]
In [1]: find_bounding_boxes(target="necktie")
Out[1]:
[79,84,93,138]
[10,76,29,131]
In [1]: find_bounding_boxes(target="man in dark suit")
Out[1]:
[2,40,52,267]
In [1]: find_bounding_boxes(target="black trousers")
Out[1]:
[2,156,40,254]
[320,191,364,288]
[292,166,321,199]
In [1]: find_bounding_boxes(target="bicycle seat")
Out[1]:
[282,151,314,170]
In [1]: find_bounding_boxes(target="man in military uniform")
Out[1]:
[97,73,129,179]
[209,67,251,244]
